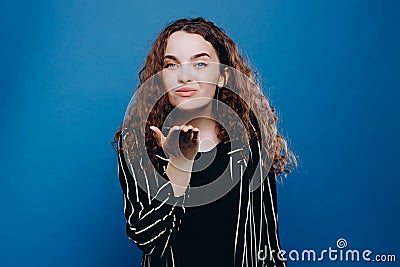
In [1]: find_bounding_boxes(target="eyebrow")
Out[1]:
[164,52,211,62]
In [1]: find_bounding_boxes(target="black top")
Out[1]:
[117,132,287,267]
[173,141,239,266]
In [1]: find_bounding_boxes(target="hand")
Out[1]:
[150,125,199,196]
[150,125,200,162]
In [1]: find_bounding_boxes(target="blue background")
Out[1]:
[1,0,399,266]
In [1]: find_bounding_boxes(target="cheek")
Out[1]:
[199,83,217,97]
[197,69,220,85]
[167,91,176,106]
[161,72,177,91]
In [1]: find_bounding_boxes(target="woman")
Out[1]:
[114,17,296,267]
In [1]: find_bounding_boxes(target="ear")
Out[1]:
[217,67,230,88]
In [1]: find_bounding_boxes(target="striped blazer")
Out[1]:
[117,131,287,267]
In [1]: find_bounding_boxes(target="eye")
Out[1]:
[194,62,208,68]
[164,63,178,69]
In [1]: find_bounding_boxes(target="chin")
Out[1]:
[173,98,213,112]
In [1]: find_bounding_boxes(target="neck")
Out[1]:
[169,104,220,150]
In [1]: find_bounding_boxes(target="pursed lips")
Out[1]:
[175,87,197,97]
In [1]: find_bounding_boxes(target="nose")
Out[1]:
[177,63,193,83]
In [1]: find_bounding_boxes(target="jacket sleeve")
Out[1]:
[261,171,287,267]
[248,141,287,267]
[117,135,187,258]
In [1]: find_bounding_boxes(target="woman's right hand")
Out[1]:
[150,125,199,196]
[150,124,200,164]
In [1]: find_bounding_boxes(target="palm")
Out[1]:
[151,125,199,161]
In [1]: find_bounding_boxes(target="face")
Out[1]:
[161,31,226,112]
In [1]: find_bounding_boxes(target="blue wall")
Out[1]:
[1,0,399,266]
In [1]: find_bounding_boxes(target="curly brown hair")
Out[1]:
[114,17,296,177]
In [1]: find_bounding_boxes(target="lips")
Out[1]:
[175,87,197,97]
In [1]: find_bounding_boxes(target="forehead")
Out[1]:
[164,31,219,61]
